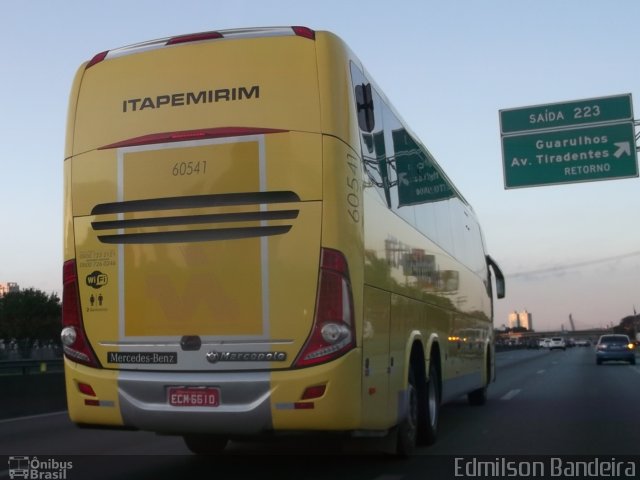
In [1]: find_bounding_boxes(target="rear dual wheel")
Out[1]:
[396,373,418,456]
[468,384,487,406]
[468,355,490,406]
[396,360,440,456]
[419,361,440,445]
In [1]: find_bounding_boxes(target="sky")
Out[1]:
[0,0,638,332]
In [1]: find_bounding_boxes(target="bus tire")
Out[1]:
[418,359,440,445]
[468,354,489,406]
[183,434,228,455]
[467,385,487,406]
[396,367,419,457]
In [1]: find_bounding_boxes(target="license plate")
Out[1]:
[168,387,220,407]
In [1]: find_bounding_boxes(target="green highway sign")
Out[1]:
[500,94,633,134]
[393,129,455,206]
[502,122,638,189]
[396,153,454,205]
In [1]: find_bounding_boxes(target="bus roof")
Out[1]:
[85,26,317,69]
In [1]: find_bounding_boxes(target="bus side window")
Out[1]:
[355,83,375,132]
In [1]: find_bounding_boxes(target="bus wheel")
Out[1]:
[183,434,228,455]
[418,360,440,445]
[468,355,490,406]
[467,385,487,406]
[396,368,419,457]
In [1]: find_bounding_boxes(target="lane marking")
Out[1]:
[0,410,67,425]
[537,369,545,374]
[631,366,640,375]
[501,389,521,401]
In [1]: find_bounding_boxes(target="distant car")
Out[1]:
[539,338,551,348]
[575,339,590,347]
[526,339,540,349]
[549,337,566,351]
[595,334,636,365]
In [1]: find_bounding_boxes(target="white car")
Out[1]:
[549,337,566,351]
[539,338,551,348]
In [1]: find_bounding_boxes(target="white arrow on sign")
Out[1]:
[613,141,631,158]
[398,172,410,186]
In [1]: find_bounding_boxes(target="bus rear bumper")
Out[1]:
[118,370,272,435]
[65,351,363,435]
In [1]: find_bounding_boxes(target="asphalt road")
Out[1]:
[1,347,639,479]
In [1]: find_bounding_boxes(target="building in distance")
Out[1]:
[508,310,533,331]
[0,282,20,297]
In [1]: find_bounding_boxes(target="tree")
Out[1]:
[0,288,61,342]
[614,314,639,339]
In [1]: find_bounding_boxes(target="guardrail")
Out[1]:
[0,359,63,375]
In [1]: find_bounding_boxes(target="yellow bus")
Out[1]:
[62,26,505,455]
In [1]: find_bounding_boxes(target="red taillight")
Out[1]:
[292,26,315,40]
[99,127,287,150]
[301,385,326,400]
[166,31,224,45]
[85,50,108,69]
[294,249,356,368]
[77,382,96,397]
[61,260,101,368]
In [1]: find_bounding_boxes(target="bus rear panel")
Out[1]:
[63,26,503,455]
[63,27,364,436]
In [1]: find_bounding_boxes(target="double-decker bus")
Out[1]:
[62,26,504,455]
